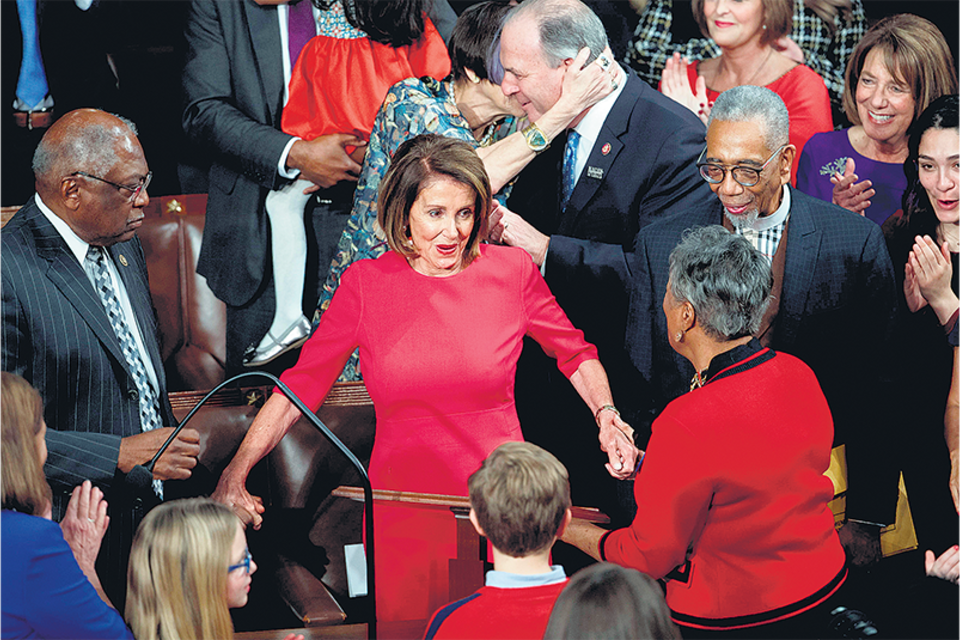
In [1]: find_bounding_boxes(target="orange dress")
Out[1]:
[282,3,451,142]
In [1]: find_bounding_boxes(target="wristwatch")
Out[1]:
[521,123,550,153]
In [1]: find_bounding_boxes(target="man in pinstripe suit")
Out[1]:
[1,109,200,602]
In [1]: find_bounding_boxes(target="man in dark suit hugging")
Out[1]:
[1,109,200,601]
[490,0,715,526]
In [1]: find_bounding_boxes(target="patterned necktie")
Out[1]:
[84,246,163,497]
[561,129,581,211]
[15,0,48,109]
[288,0,315,68]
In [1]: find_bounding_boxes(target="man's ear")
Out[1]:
[468,508,486,537]
[58,176,82,211]
[555,508,573,538]
[779,144,796,185]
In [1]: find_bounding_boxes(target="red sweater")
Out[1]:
[602,344,846,630]
[424,580,567,640]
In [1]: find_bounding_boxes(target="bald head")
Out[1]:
[33,109,140,197]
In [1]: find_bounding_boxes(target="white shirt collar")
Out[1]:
[35,193,91,265]
[571,63,627,158]
[751,184,791,231]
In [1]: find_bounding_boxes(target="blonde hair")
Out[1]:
[126,498,239,640]
[1,372,51,515]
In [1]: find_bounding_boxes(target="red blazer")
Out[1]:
[602,342,846,630]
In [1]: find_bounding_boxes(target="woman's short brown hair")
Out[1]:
[1,372,51,516]
[691,0,791,47]
[842,14,957,126]
[378,134,492,267]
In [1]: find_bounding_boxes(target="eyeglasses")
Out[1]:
[72,170,152,201]
[696,145,786,187]
[228,548,252,575]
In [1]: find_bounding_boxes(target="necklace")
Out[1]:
[690,370,707,392]
[719,46,774,88]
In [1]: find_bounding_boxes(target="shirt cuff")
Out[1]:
[278,137,301,180]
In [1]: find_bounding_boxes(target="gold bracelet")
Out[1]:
[594,404,620,422]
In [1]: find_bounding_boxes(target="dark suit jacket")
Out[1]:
[507,71,716,523]
[627,188,901,525]
[507,71,716,358]
[1,199,175,516]
[182,0,293,308]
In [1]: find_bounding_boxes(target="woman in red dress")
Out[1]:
[212,134,639,622]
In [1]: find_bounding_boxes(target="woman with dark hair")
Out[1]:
[658,0,832,176]
[543,563,680,640]
[882,94,959,555]
[314,0,617,379]
[797,15,957,225]
[1,372,133,639]
[213,135,638,622]
[561,226,848,637]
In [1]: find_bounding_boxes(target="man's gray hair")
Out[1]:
[32,114,138,180]
[506,0,608,67]
[707,85,790,151]
[668,225,773,341]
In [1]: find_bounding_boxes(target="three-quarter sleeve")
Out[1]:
[519,252,598,378]
[280,262,364,410]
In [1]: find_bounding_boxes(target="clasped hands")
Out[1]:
[597,410,642,480]
[904,234,957,323]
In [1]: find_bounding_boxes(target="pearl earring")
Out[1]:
[675,331,683,342]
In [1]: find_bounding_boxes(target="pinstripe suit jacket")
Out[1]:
[1,198,175,520]
[626,188,902,525]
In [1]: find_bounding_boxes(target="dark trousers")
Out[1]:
[225,186,353,375]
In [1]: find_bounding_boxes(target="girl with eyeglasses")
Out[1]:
[125,498,301,640]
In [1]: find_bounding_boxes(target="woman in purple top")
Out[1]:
[797,15,956,225]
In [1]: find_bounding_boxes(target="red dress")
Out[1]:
[282,5,451,142]
[280,245,598,621]
[684,62,833,180]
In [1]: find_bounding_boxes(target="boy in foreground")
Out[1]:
[424,442,572,640]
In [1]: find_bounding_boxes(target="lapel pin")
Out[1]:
[587,166,604,180]
[118,255,129,267]
[601,143,612,155]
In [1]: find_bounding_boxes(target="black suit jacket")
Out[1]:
[627,188,901,525]
[507,71,716,523]
[182,0,293,308]
[507,71,716,358]
[1,198,175,514]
